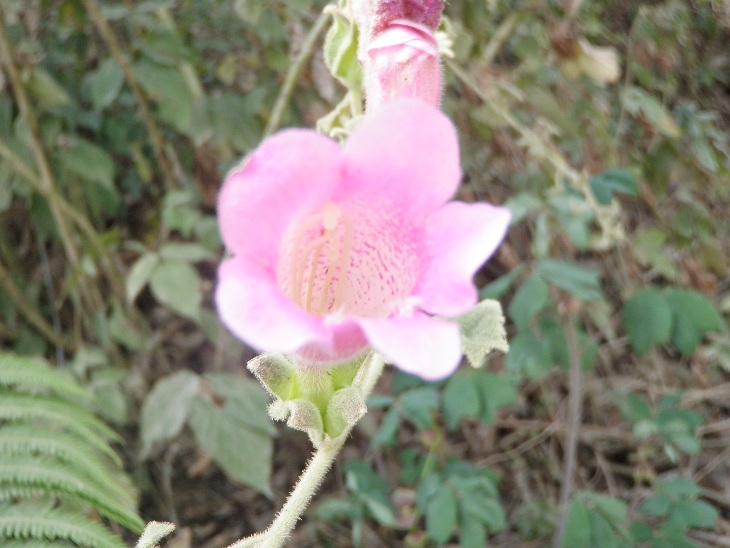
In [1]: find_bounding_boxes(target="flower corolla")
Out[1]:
[216,100,510,380]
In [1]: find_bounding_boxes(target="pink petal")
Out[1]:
[358,314,462,380]
[216,257,328,353]
[415,202,511,316]
[218,130,342,266]
[340,100,460,219]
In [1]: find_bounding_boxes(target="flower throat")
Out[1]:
[287,203,353,316]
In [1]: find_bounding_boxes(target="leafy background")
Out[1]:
[0,0,729,546]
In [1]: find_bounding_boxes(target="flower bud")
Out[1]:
[364,19,441,109]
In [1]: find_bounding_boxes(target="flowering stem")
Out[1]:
[230,353,386,548]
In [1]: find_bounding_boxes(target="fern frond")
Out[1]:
[0,458,144,533]
[0,425,134,502]
[0,504,127,548]
[0,354,92,402]
[0,393,122,462]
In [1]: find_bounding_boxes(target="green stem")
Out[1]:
[264,10,330,138]
[230,353,386,548]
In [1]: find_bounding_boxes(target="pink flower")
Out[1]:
[363,19,441,109]
[216,100,510,380]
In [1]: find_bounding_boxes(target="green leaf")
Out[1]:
[455,299,509,366]
[132,60,194,132]
[506,332,552,379]
[508,272,549,330]
[622,87,681,138]
[149,260,202,321]
[204,373,276,435]
[158,242,214,262]
[126,253,159,304]
[589,168,637,205]
[473,371,517,426]
[89,58,124,110]
[26,67,73,109]
[479,265,525,300]
[657,477,702,497]
[665,288,721,354]
[398,387,439,431]
[139,371,200,459]
[621,289,673,353]
[60,137,116,190]
[561,499,591,548]
[538,259,602,301]
[668,500,718,530]
[442,373,481,430]
[188,397,273,496]
[426,485,457,543]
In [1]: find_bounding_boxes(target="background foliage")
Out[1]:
[0,0,729,546]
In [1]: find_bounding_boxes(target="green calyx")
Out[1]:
[247,353,369,448]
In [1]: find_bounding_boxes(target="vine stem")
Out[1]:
[264,10,330,138]
[229,352,386,548]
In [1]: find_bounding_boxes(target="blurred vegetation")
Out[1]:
[0,0,729,546]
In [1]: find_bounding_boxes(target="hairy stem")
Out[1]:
[264,11,330,138]
[230,353,386,548]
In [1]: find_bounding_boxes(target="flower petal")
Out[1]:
[340,100,460,218]
[216,257,328,353]
[218,130,343,265]
[415,202,511,316]
[358,314,462,380]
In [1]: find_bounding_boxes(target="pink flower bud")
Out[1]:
[364,19,441,109]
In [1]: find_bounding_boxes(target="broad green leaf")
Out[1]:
[668,500,718,529]
[426,485,457,543]
[665,288,721,354]
[204,373,276,435]
[398,387,439,431]
[26,67,73,108]
[132,60,194,132]
[126,252,160,304]
[508,272,549,330]
[188,396,273,496]
[158,242,214,262]
[473,371,517,425]
[89,58,124,110]
[139,371,200,459]
[479,265,525,300]
[621,289,673,353]
[60,137,116,190]
[589,168,637,205]
[657,477,702,497]
[456,299,509,366]
[505,332,551,379]
[149,260,202,321]
[561,499,591,548]
[442,373,481,430]
[538,259,602,301]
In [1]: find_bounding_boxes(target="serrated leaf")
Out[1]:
[126,253,159,304]
[589,168,637,205]
[89,58,124,110]
[139,371,200,459]
[665,289,721,354]
[456,299,509,367]
[188,397,273,496]
[621,289,673,353]
[149,260,202,321]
